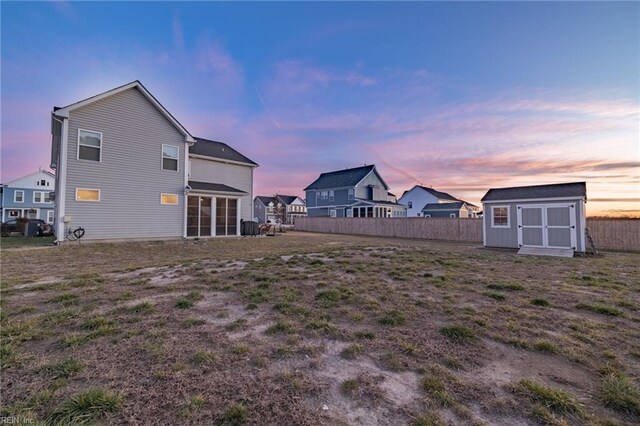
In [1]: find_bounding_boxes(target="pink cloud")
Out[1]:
[195,38,244,87]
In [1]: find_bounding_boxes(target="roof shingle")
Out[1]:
[481,182,587,202]
[191,137,258,166]
[304,165,380,190]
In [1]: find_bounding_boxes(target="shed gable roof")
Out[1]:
[304,165,388,191]
[53,80,195,143]
[481,182,587,202]
[191,137,258,166]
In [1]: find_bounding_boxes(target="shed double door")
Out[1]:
[517,204,576,249]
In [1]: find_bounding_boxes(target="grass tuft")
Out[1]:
[513,379,583,416]
[440,324,476,342]
[175,299,194,309]
[531,298,551,307]
[340,343,364,360]
[378,309,406,326]
[487,283,524,291]
[600,373,640,415]
[220,403,248,425]
[532,340,560,353]
[48,389,121,425]
[421,376,454,407]
[45,358,84,379]
[575,303,624,317]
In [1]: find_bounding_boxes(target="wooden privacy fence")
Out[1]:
[294,217,640,251]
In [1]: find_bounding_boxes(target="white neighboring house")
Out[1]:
[50,80,257,242]
[253,195,307,224]
[1,170,56,223]
[398,185,462,217]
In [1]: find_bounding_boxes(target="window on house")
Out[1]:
[44,192,52,203]
[36,181,40,186]
[346,208,353,217]
[450,213,456,218]
[329,190,334,201]
[330,209,336,217]
[424,213,431,218]
[41,180,46,186]
[162,144,179,171]
[76,188,100,202]
[47,210,54,224]
[492,206,509,227]
[321,191,328,200]
[316,191,320,199]
[408,201,413,208]
[161,193,179,205]
[14,190,24,203]
[348,188,354,200]
[78,129,102,161]
[34,192,42,203]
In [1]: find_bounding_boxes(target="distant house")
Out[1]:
[422,201,478,218]
[481,182,587,254]
[304,164,407,218]
[399,185,480,218]
[1,170,55,223]
[253,195,306,224]
[50,80,257,242]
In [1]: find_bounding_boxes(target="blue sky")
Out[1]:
[2,1,639,215]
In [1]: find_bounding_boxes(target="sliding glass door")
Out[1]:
[187,196,213,237]
[215,198,238,236]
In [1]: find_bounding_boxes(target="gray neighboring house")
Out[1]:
[253,194,306,224]
[304,164,407,218]
[50,80,257,242]
[481,182,587,253]
[422,201,478,218]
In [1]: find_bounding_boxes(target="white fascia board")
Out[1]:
[53,81,195,143]
[482,196,585,204]
[188,153,257,168]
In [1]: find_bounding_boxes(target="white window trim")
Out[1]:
[160,193,179,205]
[424,214,431,218]
[14,190,24,203]
[77,128,103,162]
[321,191,328,200]
[348,188,354,200]
[75,188,101,202]
[161,144,180,171]
[329,190,334,202]
[46,210,55,224]
[491,205,510,228]
[449,213,456,218]
[330,209,337,217]
[33,191,42,203]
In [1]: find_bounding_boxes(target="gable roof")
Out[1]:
[52,80,195,143]
[481,182,587,202]
[409,185,459,202]
[422,202,466,211]
[304,165,388,191]
[276,195,299,205]
[191,137,258,166]
[255,196,276,205]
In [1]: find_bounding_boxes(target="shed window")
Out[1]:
[492,206,509,227]
[78,129,102,161]
[162,145,179,171]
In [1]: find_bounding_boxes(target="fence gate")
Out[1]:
[517,204,577,250]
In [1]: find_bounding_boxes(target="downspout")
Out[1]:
[52,115,68,244]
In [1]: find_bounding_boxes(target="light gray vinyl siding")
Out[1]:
[483,199,585,251]
[355,171,386,200]
[65,87,186,240]
[189,158,253,221]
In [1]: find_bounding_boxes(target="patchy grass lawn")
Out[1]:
[0,236,55,250]
[1,232,639,425]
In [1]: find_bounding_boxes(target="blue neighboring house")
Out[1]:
[304,164,407,218]
[1,170,56,223]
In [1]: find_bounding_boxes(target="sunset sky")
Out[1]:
[2,2,638,216]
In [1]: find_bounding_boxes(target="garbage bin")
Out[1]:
[25,221,40,237]
[241,221,259,236]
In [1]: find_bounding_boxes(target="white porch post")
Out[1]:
[236,198,241,236]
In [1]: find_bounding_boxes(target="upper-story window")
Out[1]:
[329,190,334,201]
[321,191,328,200]
[78,129,102,161]
[348,188,354,200]
[408,201,413,208]
[33,191,52,203]
[316,191,320,199]
[162,144,179,171]
[35,179,49,187]
[14,190,24,203]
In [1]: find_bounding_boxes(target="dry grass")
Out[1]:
[1,232,639,425]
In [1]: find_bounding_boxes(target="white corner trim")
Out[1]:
[56,118,69,242]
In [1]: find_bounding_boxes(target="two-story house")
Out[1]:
[253,194,307,224]
[398,185,480,218]
[1,170,56,223]
[304,165,407,218]
[50,80,257,242]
